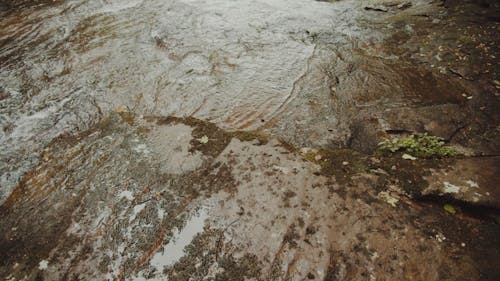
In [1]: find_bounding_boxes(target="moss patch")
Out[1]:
[368,157,450,197]
[147,116,269,158]
[376,133,457,158]
[151,116,232,158]
[227,130,269,145]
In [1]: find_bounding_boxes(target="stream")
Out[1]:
[0,0,382,202]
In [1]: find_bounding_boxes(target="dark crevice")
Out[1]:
[413,194,500,224]
[385,129,413,135]
[461,154,500,158]
[446,123,468,142]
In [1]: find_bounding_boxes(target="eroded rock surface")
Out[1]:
[1,0,499,280]
[1,114,499,281]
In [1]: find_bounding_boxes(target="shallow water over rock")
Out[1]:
[2,0,498,202]
[0,0,373,201]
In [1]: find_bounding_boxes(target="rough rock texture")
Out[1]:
[422,157,500,208]
[264,0,499,155]
[1,0,499,280]
[1,113,499,281]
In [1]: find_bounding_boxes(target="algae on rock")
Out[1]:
[377,133,457,158]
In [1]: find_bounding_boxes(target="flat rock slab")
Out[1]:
[1,113,498,281]
[423,157,500,209]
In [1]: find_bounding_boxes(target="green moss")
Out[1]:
[376,133,457,158]
[228,130,269,144]
[444,204,457,214]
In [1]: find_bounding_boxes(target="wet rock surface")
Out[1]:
[422,157,500,208]
[1,0,499,280]
[0,113,499,281]
[0,0,370,201]
[1,0,499,199]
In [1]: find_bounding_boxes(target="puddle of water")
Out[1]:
[130,207,208,280]
[150,208,208,270]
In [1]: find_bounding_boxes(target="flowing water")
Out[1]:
[0,0,381,202]
[1,1,499,280]
[1,0,496,202]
